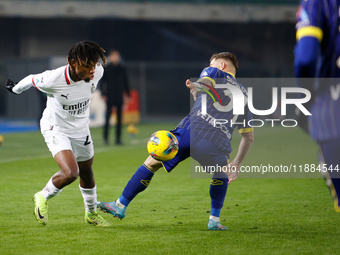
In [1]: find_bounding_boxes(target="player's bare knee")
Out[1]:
[62,167,79,184]
[144,156,163,172]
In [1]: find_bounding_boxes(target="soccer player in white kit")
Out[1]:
[5,41,111,226]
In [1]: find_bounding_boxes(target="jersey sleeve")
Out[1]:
[296,0,324,42]
[12,68,60,94]
[31,70,57,94]
[199,67,221,87]
[12,75,34,94]
[237,105,254,134]
[294,0,324,78]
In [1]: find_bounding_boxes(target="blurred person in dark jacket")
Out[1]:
[100,50,130,145]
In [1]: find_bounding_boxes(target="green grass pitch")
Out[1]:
[0,123,339,254]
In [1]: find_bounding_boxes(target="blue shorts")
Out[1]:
[162,127,230,172]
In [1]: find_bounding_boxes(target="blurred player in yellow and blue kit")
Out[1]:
[294,0,340,212]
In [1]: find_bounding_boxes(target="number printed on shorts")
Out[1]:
[84,135,91,146]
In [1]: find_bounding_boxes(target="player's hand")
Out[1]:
[186,79,198,101]
[5,79,17,94]
[226,161,240,184]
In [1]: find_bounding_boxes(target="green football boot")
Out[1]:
[85,210,112,227]
[33,192,48,225]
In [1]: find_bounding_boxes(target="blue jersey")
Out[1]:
[177,67,253,154]
[296,0,340,78]
[295,0,340,141]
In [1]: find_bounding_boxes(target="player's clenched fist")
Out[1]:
[5,79,17,94]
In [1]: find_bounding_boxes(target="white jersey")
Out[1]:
[13,64,104,138]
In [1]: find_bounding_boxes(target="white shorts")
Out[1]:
[41,128,94,162]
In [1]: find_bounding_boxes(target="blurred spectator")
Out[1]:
[100,50,130,145]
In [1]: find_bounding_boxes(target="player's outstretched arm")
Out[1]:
[5,75,35,95]
[294,35,320,78]
[185,78,214,101]
[227,131,254,184]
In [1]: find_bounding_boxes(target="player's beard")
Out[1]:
[84,78,91,83]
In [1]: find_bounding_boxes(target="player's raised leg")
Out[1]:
[97,156,162,219]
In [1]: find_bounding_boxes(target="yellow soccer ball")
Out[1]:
[147,130,179,161]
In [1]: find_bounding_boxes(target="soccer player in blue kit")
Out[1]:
[98,52,254,230]
[294,0,340,212]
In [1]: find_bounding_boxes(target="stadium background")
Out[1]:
[0,0,297,123]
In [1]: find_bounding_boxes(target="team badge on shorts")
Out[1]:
[52,136,58,145]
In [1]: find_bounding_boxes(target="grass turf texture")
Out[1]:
[0,123,339,254]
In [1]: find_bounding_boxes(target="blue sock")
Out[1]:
[209,175,228,217]
[120,164,155,206]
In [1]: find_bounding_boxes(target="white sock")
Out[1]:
[41,178,62,200]
[209,215,220,222]
[116,198,126,209]
[79,185,97,213]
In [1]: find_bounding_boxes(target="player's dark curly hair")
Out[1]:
[67,41,106,67]
[210,52,238,72]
